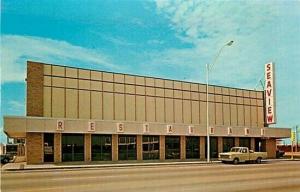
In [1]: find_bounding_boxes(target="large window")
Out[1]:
[92,135,112,161]
[118,135,137,160]
[223,137,235,152]
[255,138,266,152]
[143,136,159,160]
[186,137,200,159]
[165,136,180,159]
[205,137,218,158]
[44,133,54,162]
[62,134,84,162]
[239,138,251,149]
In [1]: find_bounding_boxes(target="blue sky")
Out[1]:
[1,0,300,143]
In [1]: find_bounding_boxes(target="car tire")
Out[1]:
[256,157,262,164]
[233,158,239,165]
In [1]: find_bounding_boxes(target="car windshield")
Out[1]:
[230,148,240,152]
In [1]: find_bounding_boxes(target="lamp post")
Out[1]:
[206,40,234,163]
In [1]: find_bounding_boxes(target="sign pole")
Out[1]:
[296,126,298,152]
[291,130,294,160]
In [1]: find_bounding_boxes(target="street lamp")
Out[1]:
[206,40,234,163]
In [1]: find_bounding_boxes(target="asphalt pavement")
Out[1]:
[1,160,300,192]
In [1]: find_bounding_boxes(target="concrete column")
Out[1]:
[234,137,240,147]
[54,133,62,163]
[180,136,186,160]
[266,139,276,158]
[112,134,118,161]
[250,138,255,151]
[200,136,206,160]
[218,137,223,154]
[84,134,91,162]
[136,135,143,161]
[159,135,165,161]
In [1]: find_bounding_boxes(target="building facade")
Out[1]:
[4,61,290,164]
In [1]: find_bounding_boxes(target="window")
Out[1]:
[92,135,112,161]
[223,137,235,152]
[62,134,84,162]
[143,136,159,160]
[165,136,180,159]
[118,135,137,160]
[186,137,200,159]
[44,133,54,162]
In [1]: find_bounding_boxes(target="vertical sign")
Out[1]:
[88,121,96,132]
[265,63,276,124]
[56,120,64,131]
[291,131,295,143]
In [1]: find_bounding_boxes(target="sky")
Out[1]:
[1,0,300,144]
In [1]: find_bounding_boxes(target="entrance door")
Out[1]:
[44,133,54,162]
[118,135,137,160]
[62,134,84,162]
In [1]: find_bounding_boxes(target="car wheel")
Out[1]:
[256,157,262,164]
[233,158,239,165]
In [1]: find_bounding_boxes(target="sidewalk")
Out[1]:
[1,160,221,171]
[2,158,298,171]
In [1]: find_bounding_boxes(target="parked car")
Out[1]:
[219,147,268,164]
[1,154,11,164]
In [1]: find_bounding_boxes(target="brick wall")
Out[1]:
[27,132,43,164]
[54,133,62,163]
[136,135,143,161]
[266,138,276,158]
[200,136,205,160]
[84,134,91,162]
[27,61,44,116]
[159,135,165,160]
[180,136,186,160]
[112,134,118,161]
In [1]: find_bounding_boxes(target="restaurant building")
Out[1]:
[4,61,290,164]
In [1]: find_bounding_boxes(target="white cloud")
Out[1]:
[1,35,118,84]
[153,1,300,88]
[153,0,300,128]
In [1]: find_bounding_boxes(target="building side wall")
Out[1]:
[37,62,264,128]
[26,132,43,164]
[27,61,44,116]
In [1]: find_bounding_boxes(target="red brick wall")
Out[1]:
[27,61,44,116]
